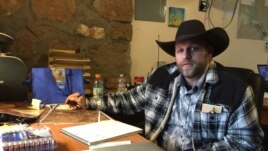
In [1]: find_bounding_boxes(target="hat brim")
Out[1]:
[156,27,229,57]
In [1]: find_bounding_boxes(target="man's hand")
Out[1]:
[65,92,86,109]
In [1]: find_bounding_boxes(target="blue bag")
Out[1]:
[31,68,84,104]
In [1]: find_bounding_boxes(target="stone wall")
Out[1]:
[0,0,133,89]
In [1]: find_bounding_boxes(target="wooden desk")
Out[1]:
[32,123,149,151]
[0,105,154,151]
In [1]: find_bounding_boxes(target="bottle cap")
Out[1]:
[134,76,144,85]
[95,73,102,78]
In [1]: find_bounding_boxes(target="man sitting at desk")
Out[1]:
[65,20,264,151]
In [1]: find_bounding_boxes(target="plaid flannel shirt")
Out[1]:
[88,61,264,151]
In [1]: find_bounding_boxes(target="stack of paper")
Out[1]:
[61,120,143,145]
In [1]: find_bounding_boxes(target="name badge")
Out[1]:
[201,103,222,113]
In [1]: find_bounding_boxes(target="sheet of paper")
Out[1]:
[201,103,222,113]
[89,140,131,150]
[56,104,74,110]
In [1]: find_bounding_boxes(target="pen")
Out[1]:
[100,111,113,120]
[39,104,58,123]
[98,111,101,122]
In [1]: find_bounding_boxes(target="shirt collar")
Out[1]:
[165,62,178,74]
[205,60,219,85]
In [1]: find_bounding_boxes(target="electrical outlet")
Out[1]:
[199,0,209,12]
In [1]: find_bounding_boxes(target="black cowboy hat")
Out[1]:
[156,19,229,57]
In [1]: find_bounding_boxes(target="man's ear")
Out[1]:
[206,46,213,60]
[207,46,213,55]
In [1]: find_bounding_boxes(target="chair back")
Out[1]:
[0,55,27,101]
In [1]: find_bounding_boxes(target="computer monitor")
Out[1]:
[257,64,268,82]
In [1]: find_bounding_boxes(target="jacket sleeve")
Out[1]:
[199,87,264,151]
[86,72,155,114]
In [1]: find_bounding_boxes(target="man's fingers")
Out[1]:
[65,92,81,103]
[70,92,81,98]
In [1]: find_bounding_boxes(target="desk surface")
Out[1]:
[0,104,152,151]
[32,107,152,151]
[32,123,149,151]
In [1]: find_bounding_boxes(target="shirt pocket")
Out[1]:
[199,106,230,139]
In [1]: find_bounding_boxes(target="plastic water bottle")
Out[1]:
[117,74,127,93]
[93,73,104,101]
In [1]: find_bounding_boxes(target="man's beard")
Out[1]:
[178,61,207,79]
